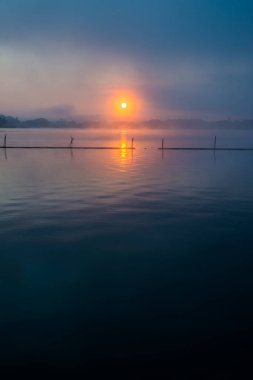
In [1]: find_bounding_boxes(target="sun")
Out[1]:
[109,92,140,119]
[121,102,127,109]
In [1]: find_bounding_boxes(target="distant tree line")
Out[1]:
[1,113,253,129]
[0,115,20,127]
[0,114,81,128]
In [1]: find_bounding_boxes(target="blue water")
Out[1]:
[1,128,253,378]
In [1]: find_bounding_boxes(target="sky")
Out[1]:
[0,0,253,120]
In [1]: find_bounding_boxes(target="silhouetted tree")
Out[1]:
[0,115,6,127]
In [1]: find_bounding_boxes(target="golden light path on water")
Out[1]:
[119,130,130,171]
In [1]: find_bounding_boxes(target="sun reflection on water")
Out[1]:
[118,134,130,172]
[120,139,128,162]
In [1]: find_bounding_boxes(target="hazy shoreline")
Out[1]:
[1,114,253,130]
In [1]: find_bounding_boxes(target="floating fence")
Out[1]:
[1,135,253,151]
[158,147,253,151]
[158,136,253,151]
[0,136,135,150]
[0,146,135,150]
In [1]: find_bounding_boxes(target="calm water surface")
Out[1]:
[1,128,253,378]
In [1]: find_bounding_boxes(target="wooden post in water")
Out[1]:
[214,136,217,150]
[162,138,164,150]
[4,134,7,148]
[131,138,134,149]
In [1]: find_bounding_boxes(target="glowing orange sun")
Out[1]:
[121,102,127,109]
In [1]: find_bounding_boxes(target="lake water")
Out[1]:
[1,127,253,378]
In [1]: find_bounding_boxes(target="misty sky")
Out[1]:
[0,0,253,120]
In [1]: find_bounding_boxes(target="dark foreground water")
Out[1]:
[1,128,253,378]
